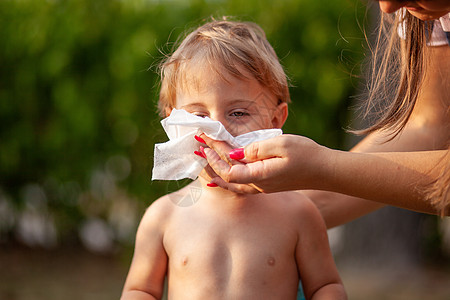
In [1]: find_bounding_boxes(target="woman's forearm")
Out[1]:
[201,134,448,216]
[319,149,447,214]
[303,190,385,228]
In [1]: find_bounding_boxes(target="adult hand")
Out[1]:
[199,134,333,193]
[198,153,260,194]
[196,135,260,194]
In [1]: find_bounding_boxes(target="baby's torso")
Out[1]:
[162,191,301,300]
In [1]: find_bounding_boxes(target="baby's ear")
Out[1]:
[271,102,288,128]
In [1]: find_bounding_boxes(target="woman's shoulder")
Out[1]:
[268,191,322,218]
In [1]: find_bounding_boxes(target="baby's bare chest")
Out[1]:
[163,210,298,277]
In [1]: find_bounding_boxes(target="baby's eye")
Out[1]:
[192,112,208,118]
[230,111,249,117]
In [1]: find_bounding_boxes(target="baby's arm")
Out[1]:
[294,197,347,300]
[121,199,170,300]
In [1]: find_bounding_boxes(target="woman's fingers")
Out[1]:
[197,134,263,192]
[201,163,219,182]
[209,176,261,194]
[199,134,235,165]
[197,134,325,193]
[242,136,286,162]
[199,133,286,164]
[201,158,260,193]
[198,133,287,184]
[202,147,268,184]
[201,146,234,181]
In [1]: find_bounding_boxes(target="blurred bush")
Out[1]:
[0,0,366,251]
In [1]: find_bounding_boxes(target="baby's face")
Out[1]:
[174,68,286,136]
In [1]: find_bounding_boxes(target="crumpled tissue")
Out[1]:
[152,108,282,180]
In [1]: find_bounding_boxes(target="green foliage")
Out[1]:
[0,0,366,248]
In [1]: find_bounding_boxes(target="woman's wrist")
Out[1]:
[286,135,337,191]
[311,145,339,191]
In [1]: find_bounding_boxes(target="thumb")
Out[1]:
[241,136,284,163]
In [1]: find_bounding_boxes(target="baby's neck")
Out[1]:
[197,177,258,211]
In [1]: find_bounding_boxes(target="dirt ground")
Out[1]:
[1,245,449,300]
[338,265,450,300]
[0,245,126,300]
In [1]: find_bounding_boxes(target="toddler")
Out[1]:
[121,19,346,300]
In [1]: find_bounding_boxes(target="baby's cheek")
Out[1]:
[227,121,269,137]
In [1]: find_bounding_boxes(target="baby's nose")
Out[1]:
[209,113,226,126]
[210,114,240,137]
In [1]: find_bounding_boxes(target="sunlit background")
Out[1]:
[1,0,449,299]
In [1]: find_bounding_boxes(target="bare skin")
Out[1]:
[377,0,450,20]
[121,180,345,300]
[306,45,450,227]
[199,41,449,224]
[122,65,346,299]
[202,136,447,211]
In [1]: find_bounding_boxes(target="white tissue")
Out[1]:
[152,109,282,180]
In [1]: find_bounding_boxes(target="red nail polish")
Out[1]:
[194,150,205,158]
[207,182,218,187]
[229,148,244,160]
[194,135,206,144]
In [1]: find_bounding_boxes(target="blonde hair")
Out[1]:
[157,18,290,117]
[356,9,449,215]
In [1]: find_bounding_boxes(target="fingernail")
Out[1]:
[229,148,244,160]
[194,135,206,144]
[207,183,218,187]
[194,150,206,158]
[199,146,207,158]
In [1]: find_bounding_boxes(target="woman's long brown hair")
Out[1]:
[354,11,429,138]
[355,8,449,215]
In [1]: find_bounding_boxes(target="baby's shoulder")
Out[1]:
[142,183,196,223]
[140,192,178,228]
[147,194,173,213]
[271,190,313,207]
